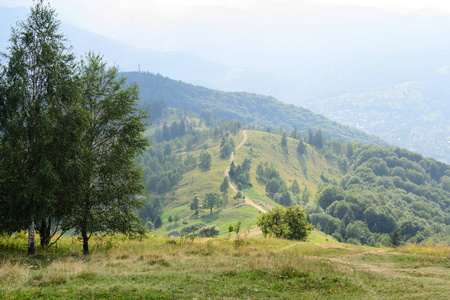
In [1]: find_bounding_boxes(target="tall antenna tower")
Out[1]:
[138,63,141,73]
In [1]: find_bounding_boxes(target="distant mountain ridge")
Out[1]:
[0,5,234,88]
[124,71,386,146]
[301,80,450,163]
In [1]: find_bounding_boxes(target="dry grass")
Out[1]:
[1,234,449,299]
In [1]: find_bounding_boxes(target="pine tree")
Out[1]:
[220,176,229,194]
[281,132,288,148]
[297,139,307,155]
[390,229,402,248]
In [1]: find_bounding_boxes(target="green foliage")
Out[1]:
[69,53,149,254]
[220,177,229,194]
[317,186,345,210]
[307,129,323,148]
[124,72,386,145]
[220,137,235,159]
[0,2,148,255]
[190,196,200,211]
[390,229,402,248]
[203,193,222,213]
[229,158,252,187]
[258,206,313,241]
[198,225,220,237]
[291,180,301,194]
[297,139,307,155]
[180,223,205,236]
[281,133,287,148]
[0,0,79,252]
[199,151,212,171]
[138,197,163,226]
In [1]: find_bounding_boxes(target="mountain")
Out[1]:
[300,79,450,163]
[0,5,235,89]
[1,4,448,163]
[139,110,450,246]
[124,71,385,145]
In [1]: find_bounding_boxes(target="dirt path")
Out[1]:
[225,130,267,213]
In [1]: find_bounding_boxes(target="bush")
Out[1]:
[198,225,220,237]
[258,206,313,241]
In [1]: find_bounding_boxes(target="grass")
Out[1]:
[153,129,344,238]
[1,234,449,299]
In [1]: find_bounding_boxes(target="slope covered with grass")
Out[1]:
[1,234,449,299]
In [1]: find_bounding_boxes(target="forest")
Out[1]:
[138,105,449,246]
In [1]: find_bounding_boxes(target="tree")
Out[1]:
[203,193,221,213]
[279,190,293,207]
[234,191,243,201]
[66,53,149,255]
[0,1,79,254]
[199,151,212,171]
[190,195,200,212]
[317,186,344,210]
[290,127,298,139]
[228,161,236,178]
[154,216,162,229]
[297,139,307,155]
[168,215,173,224]
[257,206,312,240]
[281,132,287,148]
[256,163,265,179]
[314,129,323,148]
[174,214,179,224]
[198,225,220,237]
[220,176,229,194]
[220,138,235,159]
[291,180,300,195]
[390,229,402,248]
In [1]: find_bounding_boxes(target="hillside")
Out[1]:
[123,71,385,145]
[299,80,450,164]
[138,111,449,246]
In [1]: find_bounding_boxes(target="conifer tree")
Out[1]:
[220,176,229,194]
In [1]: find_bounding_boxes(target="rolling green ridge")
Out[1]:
[123,71,386,145]
[139,111,450,246]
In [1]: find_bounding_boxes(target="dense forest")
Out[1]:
[307,141,450,246]
[123,72,386,145]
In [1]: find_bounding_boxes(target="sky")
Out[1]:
[2,1,450,39]
[1,0,446,83]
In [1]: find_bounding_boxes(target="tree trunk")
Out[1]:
[82,225,89,255]
[28,221,35,255]
[39,218,51,248]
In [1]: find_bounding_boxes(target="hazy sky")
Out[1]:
[2,0,450,31]
[2,0,449,59]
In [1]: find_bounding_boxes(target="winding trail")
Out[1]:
[225,130,267,213]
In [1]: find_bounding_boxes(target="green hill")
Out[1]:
[123,71,386,145]
[138,110,450,246]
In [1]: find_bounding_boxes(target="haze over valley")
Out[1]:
[1,0,449,163]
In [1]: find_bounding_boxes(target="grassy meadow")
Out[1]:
[1,232,449,299]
